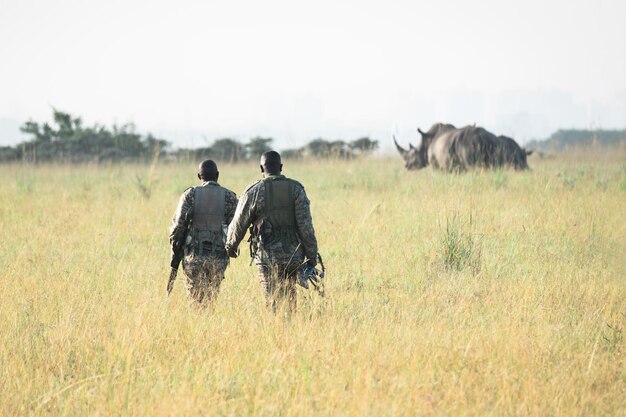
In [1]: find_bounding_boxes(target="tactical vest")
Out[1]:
[191,185,226,250]
[262,177,297,249]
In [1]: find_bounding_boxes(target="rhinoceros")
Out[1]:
[394,123,532,171]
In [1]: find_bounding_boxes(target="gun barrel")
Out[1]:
[167,267,178,295]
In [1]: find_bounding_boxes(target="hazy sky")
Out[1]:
[1,0,625,149]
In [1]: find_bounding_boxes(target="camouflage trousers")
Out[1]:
[257,262,301,313]
[182,254,228,309]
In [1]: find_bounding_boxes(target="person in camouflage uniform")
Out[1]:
[170,160,238,308]
[226,151,318,312]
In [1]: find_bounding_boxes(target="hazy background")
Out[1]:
[1,0,625,151]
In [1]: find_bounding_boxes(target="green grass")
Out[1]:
[0,155,624,416]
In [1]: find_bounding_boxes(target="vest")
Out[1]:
[191,185,226,250]
[261,177,297,249]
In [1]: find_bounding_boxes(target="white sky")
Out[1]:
[1,0,625,149]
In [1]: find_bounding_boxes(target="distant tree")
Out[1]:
[350,137,378,154]
[328,140,352,158]
[194,147,214,160]
[20,121,49,142]
[0,146,18,162]
[211,138,245,162]
[144,133,169,157]
[281,148,304,159]
[306,138,331,157]
[305,138,353,159]
[13,109,170,163]
[527,129,626,152]
[52,109,80,140]
[246,137,273,159]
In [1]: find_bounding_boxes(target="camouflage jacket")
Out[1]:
[169,181,238,252]
[226,175,318,266]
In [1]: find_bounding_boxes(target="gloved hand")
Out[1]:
[226,245,238,258]
[298,262,319,289]
[307,269,320,287]
[298,274,310,289]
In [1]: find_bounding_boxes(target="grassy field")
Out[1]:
[1,153,625,416]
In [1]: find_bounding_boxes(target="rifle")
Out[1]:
[167,241,185,295]
[167,211,191,295]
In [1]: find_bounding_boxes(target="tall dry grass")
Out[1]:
[0,152,624,416]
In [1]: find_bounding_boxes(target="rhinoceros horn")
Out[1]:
[393,135,408,157]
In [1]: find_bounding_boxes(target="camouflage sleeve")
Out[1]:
[224,189,238,225]
[169,188,193,245]
[294,183,318,262]
[226,185,259,252]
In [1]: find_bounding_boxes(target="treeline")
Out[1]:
[0,110,378,163]
[173,136,378,162]
[0,110,168,163]
[526,129,626,151]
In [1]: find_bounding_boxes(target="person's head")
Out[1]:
[260,151,282,176]
[197,159,219,182]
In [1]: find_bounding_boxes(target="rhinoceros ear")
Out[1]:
[417,128,425,136]
[525,149,534,156]
[409,143,415,150]
[393,135,408,157]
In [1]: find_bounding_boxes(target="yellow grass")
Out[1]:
[0,154,624,416]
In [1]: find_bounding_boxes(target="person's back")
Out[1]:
[226,151,318,311]
[170,160,238,308]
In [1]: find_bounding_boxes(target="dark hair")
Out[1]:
[198,159,218,181]
[261,151,282,173]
